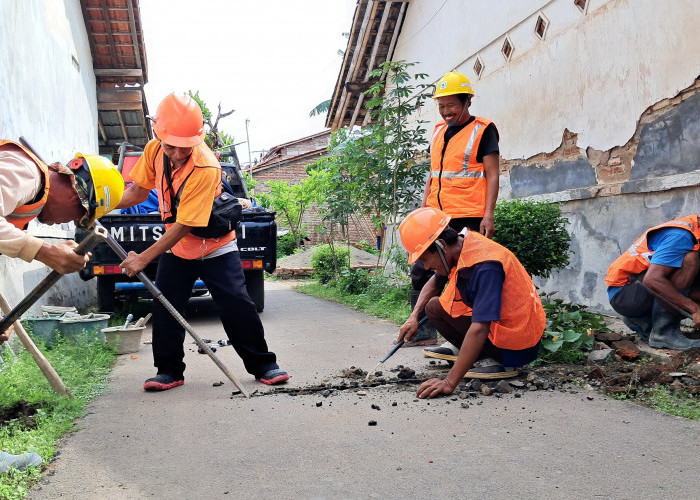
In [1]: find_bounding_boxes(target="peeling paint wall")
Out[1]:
[0,0,98,313]
[392,0,700,314]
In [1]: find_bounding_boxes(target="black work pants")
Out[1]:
[152,251,278,379]
[411,217,482,290]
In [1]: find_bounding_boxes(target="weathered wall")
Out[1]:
[390,0,700,313]
[0,0,98,313]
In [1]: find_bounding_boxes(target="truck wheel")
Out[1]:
[245,270,265,313]
[96,276,117,313]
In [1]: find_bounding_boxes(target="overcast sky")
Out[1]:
[139,0,357,164]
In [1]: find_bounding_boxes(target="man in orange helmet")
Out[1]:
[412,71,501,359]
[397,207,544,399]
[117,93,288,391]
[0,140,124,344]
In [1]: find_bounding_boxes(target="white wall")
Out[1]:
[394,0,700,159]
[0,0,98,312]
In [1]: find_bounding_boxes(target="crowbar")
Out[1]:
[94,222,250,398]
[635,281,693,319]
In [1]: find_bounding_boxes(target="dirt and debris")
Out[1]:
[0,400,39,430]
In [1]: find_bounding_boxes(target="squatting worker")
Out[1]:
[397,207,544,399]
[0,140,124,344]
[413,71,501,360]
[605,215,700,350]
[116,93,288,391]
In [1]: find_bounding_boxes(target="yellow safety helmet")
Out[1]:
[68,154,125,228]
[398,207,451,264]
[433,71,474,99]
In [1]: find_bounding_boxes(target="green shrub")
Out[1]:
[336,268,372,295]
[277,231,306,259]
[493,199,571,278]
[311,244,349,284]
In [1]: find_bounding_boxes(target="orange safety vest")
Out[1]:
[149,142,235,260]
[426,117,497,218]
[0,140,50,230]
[438,231,545,350]
[605,215,700,287]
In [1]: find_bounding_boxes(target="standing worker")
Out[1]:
[398,207,544,399]
[0,139,124,344]
[410,71,501,359]
[117,93,288,391]
[605,215,700,350]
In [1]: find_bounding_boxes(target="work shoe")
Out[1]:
[423,341,459,361]
[143,373,184,391]
[257,369,289,385]
[463,358,519,380]
[649,302,700,350]
[0,451,43,474]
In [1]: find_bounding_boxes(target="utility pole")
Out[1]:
[245,119,253,173]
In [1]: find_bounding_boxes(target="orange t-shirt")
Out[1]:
[130,139,234,259]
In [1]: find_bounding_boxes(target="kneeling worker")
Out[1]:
[605,215,700,350]
[397,207,545,399]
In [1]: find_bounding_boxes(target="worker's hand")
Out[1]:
[238,198,252,210]
[35,241,91,274]
[416,377,456,399]
[480,215,495,239]
[120,251,148,277]
[398,316,419,343]
[0,324,13,345]
[692,310,700,329]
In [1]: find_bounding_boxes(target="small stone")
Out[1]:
[588,348,614,364]
[212,381,224,387]
[526,372,537,383]
[611,340,641,360]
[322,390,331,397]
[461,402,470,409]
[514,393,521,398]
[508,380,525,388]
[595,332,623,343]
[357,391,367,396]
[481,386,494,396]
[371,404,381,411]
[316,401,323,407]
[669,372,687,377]
[368,420,377,426]
[496,380,513,394]
[458,392,468,399]
[470,379,483,391]
[587,396,594,401]
[392,402,398,406]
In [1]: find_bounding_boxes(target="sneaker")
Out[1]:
[464,358,519,380]
[257,369,289,385]
[423,341,459,361]
[143,373,184,391]
[0,451,43,474]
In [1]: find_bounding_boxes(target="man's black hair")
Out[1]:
[424,227,459,254]
[456,93,472,105]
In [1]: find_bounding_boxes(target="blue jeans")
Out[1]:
[152,251,278,379]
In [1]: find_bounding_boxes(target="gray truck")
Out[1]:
[75,143,276,312]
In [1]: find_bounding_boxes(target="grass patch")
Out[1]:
[0,334,115,499]
[296,275,411,325]
[637,386,700,420]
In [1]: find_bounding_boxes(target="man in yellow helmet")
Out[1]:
[117,93,288,391]
[411,71,501,359]
[0,139,124,344]
[398,207,544,399]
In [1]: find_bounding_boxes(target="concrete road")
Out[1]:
[30,282,700,499]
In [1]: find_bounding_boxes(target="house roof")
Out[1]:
[252,130,331,172]
[80,0,151,155]
[325,0,409,131]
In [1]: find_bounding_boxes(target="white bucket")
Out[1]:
[102,326,145,354]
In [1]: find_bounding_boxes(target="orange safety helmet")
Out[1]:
[152,93,206,147]
[399,207,451,264]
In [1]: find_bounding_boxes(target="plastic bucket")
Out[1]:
[23,317,61,345]
[102,326,145,354]
[57,314,110,342]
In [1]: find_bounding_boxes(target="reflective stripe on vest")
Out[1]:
[605,215,700,287]
[438,231,545,350]
[426,117,494,218]
[0,140,50,229]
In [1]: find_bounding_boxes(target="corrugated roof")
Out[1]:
[325,0,409,130]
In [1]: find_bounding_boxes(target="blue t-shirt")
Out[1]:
[436,261,505,322]
[607,227,696,301]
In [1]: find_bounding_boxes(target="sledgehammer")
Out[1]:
[94,222,250,398]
